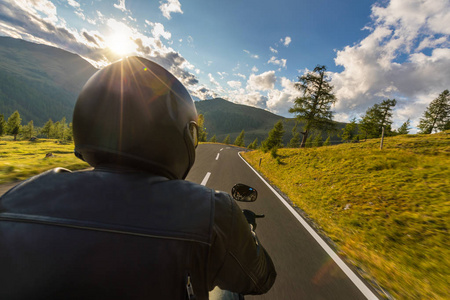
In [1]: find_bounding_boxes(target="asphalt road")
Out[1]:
[186,144,379,300]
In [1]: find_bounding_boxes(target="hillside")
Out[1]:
[0,37,97,125]
[195,98,347,146]
[243,132,450,299]
[195,98,287,144]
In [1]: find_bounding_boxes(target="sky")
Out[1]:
[0,0,449,132]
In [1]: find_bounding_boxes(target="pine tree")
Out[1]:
[22,120,35,139]
[359,99,396,139]
[341,118,357,142]
[397,119,411,135]
[288,121,300,148]
[41,119,54,138]
[418,90,450,134]
[305,134,314,148]
[6,110,22,141]
[313,133,323,147]
[248,138,258,150]
[222,134,231,144]
[65,123,73,141]
[0,114,6,136]
[234,130,245,147]
[53,121,61,139]
[209,134,217,143]
[197,114,207,142]
[59,117,67,141]
[323,135,331,146]
[261,120,284,152]
[289,65,337,147]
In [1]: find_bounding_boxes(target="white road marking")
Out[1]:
[200,172,211,186]
[216,153,220,160]
[220,148,223,151]
[238,152,379,300]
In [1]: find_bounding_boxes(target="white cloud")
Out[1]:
[229,90,268,109]
[159,0,183,20]
[247,71,276,91]
[113,0,127,12]
[67,0,80,8]
[67,0,87,22]
[270,46,278,54]
[235,73,246,80]
[0,0,201,86]
[74,10,85,20]
[13,0,58,23]
[208,73,220,86]
[281,36,291,47]
[145,21,171,40]
[187,36,194,47]
[330,0,450,128]
[227,80,242,89]
[251,66,258,73]
[217,71,228,79]
[268,56,287,69]
[190,86,217,100]
[267,77,302,115]
[416,36,448,52]
[244,49,259,59]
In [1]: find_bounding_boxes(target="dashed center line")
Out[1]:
[200,172,211,186]
[216,153,220,160]
[220,148,223,151]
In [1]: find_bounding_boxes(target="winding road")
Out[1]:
[186,144,379,300]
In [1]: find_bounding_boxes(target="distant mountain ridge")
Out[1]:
[0,37,345,145]
[195,98,288,145]
[0,36,97,125]
[195,98,348,146]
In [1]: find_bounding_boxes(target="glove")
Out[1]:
[243,209,257,230]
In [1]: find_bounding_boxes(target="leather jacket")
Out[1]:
[0,168,276,299]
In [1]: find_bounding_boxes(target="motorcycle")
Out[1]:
[231,183,265,230]
[207,183,264,300]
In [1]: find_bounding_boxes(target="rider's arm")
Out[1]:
[207,192,276,295]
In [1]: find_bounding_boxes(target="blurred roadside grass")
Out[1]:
[243,131,450,300]
[0,137,89,184]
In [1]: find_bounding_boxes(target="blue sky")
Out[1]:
[1,0,450,132]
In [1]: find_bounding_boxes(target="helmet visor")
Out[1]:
[188,121,198,148]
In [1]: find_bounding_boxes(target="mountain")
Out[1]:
[0,37,345,145]
[195,98,284,144]
[0,37,97,125]
[195,98,346,146]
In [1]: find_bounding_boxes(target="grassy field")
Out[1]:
[0,137,89,184]
[243,132,449,299]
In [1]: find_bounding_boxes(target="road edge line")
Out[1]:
[238,152,379,300]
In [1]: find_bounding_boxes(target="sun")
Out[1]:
[106,20,136,56]
[107,33,135,56]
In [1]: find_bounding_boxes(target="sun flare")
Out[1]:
[106,20,136,56]
[107,33,135,55]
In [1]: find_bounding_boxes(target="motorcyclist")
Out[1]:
[0,56,276,299]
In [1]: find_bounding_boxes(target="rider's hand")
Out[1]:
[242,209,257,230]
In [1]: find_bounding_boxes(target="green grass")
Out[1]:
[243,132,450,300]
[0,137,89,184]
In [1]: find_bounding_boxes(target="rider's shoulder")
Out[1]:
[1,167,72,198]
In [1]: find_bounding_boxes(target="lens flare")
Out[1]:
[106,19,136,56]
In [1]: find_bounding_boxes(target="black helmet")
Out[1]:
[73,56,198,179]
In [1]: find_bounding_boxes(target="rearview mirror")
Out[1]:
[231,184,257,202]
